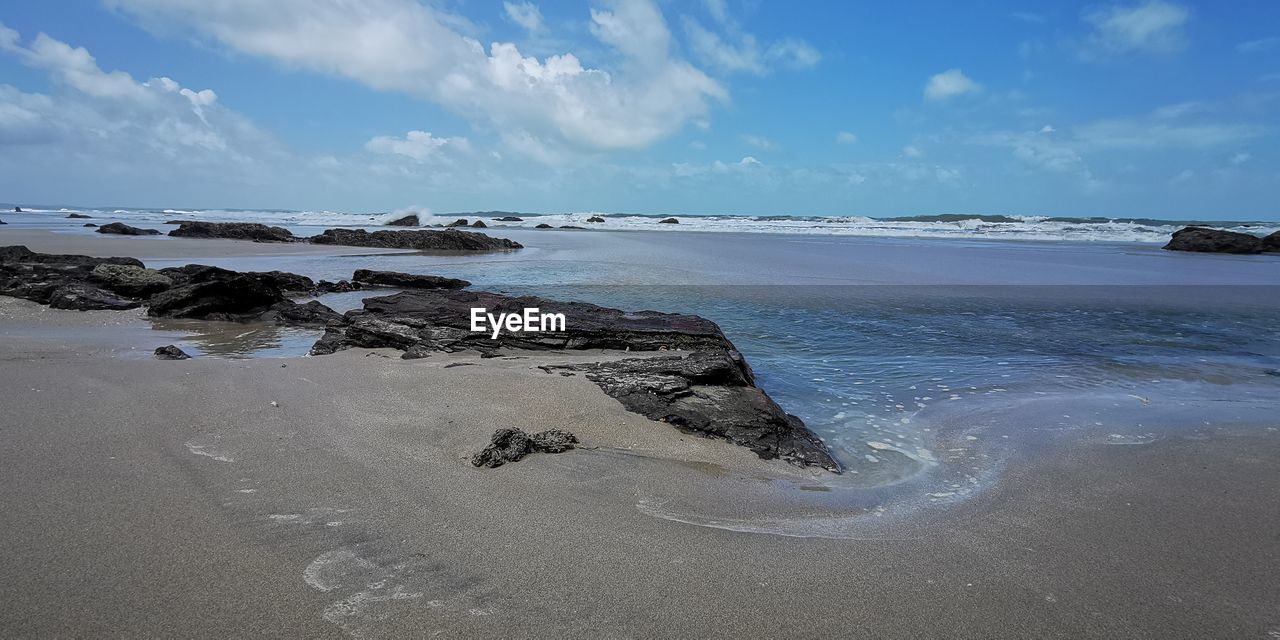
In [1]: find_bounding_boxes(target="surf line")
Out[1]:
[470,307,567,339]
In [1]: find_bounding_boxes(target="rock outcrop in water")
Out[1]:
[168,221,296,243]
[386,214,419,227]
[470,428,579,468]
[659,217,679,224]
[352,269,470,289]
[310,288,840,471]
[309,228,521,251]
[66,213,92,219]
[97,222,161,236]
[1162,226,1276,254]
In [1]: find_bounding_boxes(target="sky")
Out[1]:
[0,0,1278,219]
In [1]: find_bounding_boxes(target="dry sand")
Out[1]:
[1,230,1278,638]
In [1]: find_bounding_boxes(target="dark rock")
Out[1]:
[316,279,361,293]
[309,228,522,251]
[658,217,679,224]
[66,213,92,219]
[470,428,578,468]
[82,223,97,227]
[496,216,523,222]
[48,283,141,311]
[387,214,419,226]
[352,269,470,290]
[157,265,314,293]
[309,288,839,471]
[97,222,161,236]
[13,207,20,212]
[168,221,295,243]
[471,220,487,228]
[560,225,583,230]
[1163,226,1263,254]
[445,219,470,227]
[586,216,605,223]
[0,219,5,225]
[162,220,184,224]
[270,299,343,327]
[154,345,190,360]
[535,223,553,229]
[147,271,287,321]
[88,263,173,297]
[1263,231,1280,253]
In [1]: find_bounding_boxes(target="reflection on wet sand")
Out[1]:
[148,318,321,359]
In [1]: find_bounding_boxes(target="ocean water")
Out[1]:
[5,209,1280,510]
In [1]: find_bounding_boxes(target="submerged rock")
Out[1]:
[560,225,583,230]
[168,221,295,243]
[97,222,161,236]
[659,217,679,224]
[310,288,839,471]
[309,228,522,251]
[82,223,96,228]
[535,223,553,229]
[352,269,470,290]
[586,216,605,223]
[470,428,579,468]
[386,214,419,226]
[66,213,92,219]
[496,216,523,222]
[1163,226,1264,254]
[154,345,190,360]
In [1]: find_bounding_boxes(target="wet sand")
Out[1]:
[0,302,1278,638]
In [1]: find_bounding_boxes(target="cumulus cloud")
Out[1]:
[1080,0,1189,60]
[503,1,544,33]
[366,130,470,162]
[924,69,981,102]
[107,0,726,161]
[835,131,858,144]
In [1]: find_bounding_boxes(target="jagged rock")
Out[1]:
[496,216,523,222]
[147,271,286,321]
[309,288,839,470]
[48,283,141,311]
[168,221,295,243]
[535,223,553,229]
[1,246,144,307]
[154,345,190,360]
[88,263,173,297]
[471,220,487,228]
[66,213,92,219]
[352,269,470,290]
[309,228,522,251]
[1163,226,1263,254]
[1264,231,1280,252]
[270,299,343,327]
[446,219,470,227]
[659,217,679,224]
[97,222,161,236]
[316,279,361,293]
[470,428,579,468]
[586,216,605,223]
[387,214,419,226]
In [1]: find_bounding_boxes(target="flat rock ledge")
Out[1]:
[311,289,841,471]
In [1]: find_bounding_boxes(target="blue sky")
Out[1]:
[1,0,1277,219]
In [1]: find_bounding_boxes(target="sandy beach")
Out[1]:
[0,231,1276,638]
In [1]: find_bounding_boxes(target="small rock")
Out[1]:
[586,215,605,223]
[446,219,470,227]
[658,217,679,224]
[496,216,523,222]
[470,428,579,468]
[386,214,419,226]
[66,213,92,219]
[471,220,487,228]
[535,223,553,229]
[154,345,190,360]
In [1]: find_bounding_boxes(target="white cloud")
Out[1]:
[902,145,924,158]
[365,130,470,162]
[107,0,726,160]
[1230,152,1252,165]
[1236,37,1279,54]
[1080,1,1189,59]
[681,13,819,76]
[835,131,858,144]
[740,133,774,150]
[924,69,981,102]
[503,1,544,33]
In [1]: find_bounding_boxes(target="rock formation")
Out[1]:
[309,228,521,251]
[470,428,579,468]
[1163,226,1272,254]
[168,221,296,243]
[97,222,161,236]
[352,269,470,289]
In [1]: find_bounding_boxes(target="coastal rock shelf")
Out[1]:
[0,245,838,471]
[312,289,841,471]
